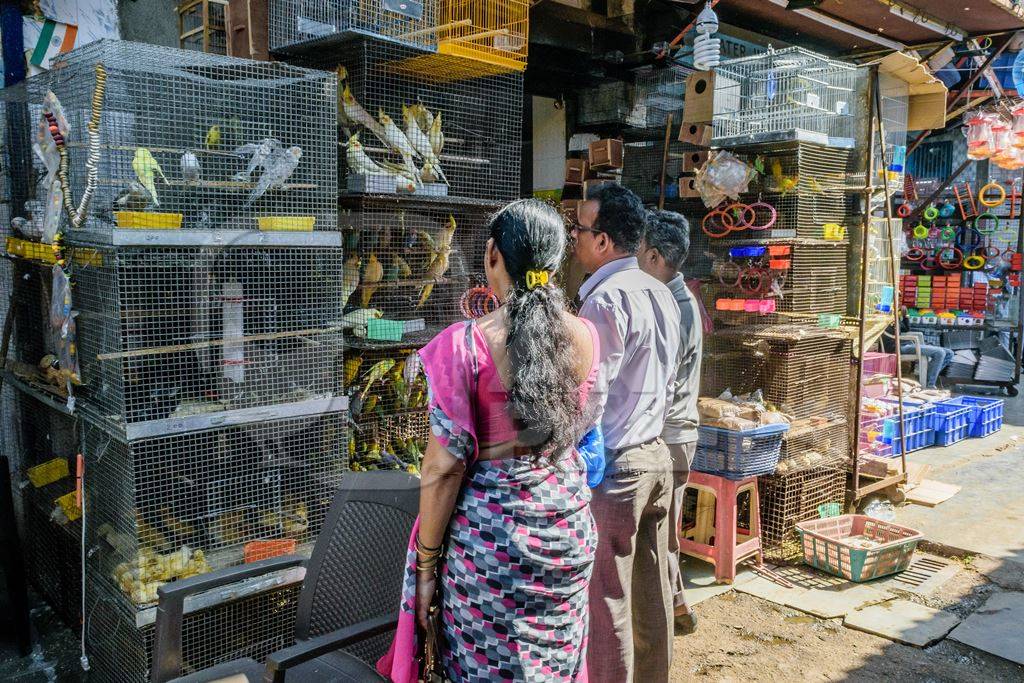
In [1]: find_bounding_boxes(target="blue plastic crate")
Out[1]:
[958,396,1005,438]
[932,397,972,446]
[877,398,935,455]
[693,423,789,480]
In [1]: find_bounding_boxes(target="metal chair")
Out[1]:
[882,329,928,386]
[151,471,419,683]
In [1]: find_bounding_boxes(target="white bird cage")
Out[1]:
[712,46,868,149]
[878,72,910,193]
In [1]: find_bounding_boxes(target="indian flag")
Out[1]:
[28,18,78,69]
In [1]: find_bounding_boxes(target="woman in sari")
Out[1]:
[378,199,600,682]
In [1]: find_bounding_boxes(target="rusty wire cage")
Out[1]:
[82,410,346,609]
[702,325,853,421]
[7,40,336,234]
[340,194,495,339]
[66,239,345,438]
[84,573,301,682]
[712,46,868,148]
[269,0,440,54]
[305,37,522,202]
[759,464,848,563]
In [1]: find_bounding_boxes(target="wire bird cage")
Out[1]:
[179,0,229,55]
[269,0,440,54]
[577,81,632,128]
[877,72,909,193]
[66,240,345,438]
[759,464,847,563]
[340,195,496,338]
[24,475,82,629]
[712,46,868,148]
[82,411,346,609]
[84,574,301,682]
[7,40,336,234]
[306,37,521,202]
[628,63,693,131]
[703,325,853,421]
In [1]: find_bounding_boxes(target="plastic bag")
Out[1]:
[862,497,896,522]
[694,150,755,208]
[577,425,606,488]
[49,265,81,384]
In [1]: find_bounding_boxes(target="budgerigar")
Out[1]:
[417,214,456,308]
[403,105,449,186]
[205,125,221,149]
[359,359,395,400]
[360,253,384,308]
[379,111,422,186]
[341,253,361,310]
[180,151,201,184]
[132,148,168,206]
[341,84,388,145]
[244,146,302,207]
[233,138,282,182]
[113,181,152,211]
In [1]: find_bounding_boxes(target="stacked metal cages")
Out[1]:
[339,194,496,339]
[759,464,848,563]
[12,40,336,234]
[702,325,853,421]
[321,37,522,202]
[84,574,302,682]
[627,63,694,132]
[179,0,229,55]
[712,47,869,149]
[67,239,346,438]
[269,0,440,55]
[82,411,346,609]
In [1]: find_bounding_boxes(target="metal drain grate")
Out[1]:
[887,555,959,595]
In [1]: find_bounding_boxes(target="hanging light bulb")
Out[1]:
[692,3,721,71]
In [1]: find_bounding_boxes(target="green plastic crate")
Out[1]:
[368,318,404,341]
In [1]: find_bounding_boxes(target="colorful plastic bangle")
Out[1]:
[978,181,1006,208]
[975,244,1001,259]
[717,261,743,288]
[937,247,963,270]
[702,209,733,238]
[897,203,912,218]
[922,206,939,221]
[974,211,1000,235]
[938,203,956,218]
[940,226,956,241]
[905,247,926,261]
[920,255,939,271]
[963,254,986,270]
[738,268,765,294]
[912,223,929,239]
[725,203,758,230]
[742,201,777,230]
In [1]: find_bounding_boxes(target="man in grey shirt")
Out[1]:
[639,210,703,635]
[575,185,681,683]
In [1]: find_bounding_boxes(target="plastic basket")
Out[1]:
[796,514,923,582]
[693,423,789,480]
[244,539,297,563]
[862,352,897,376]
[877,398,935,455]
[931,397,972,446]
[27,458,70,488]
[958,396,1005,437]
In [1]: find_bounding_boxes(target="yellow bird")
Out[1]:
[360,253,384,308]
[132,148,168,206]
[205,125,221,149]
[344,356,363,385]
[417,214,456,308]
[341,253,361,309]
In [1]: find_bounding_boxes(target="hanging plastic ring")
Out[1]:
[921,255,939,271]
[979,182,1006,208]
[963,254,986,270]
[717,261,743,288]
[975,244,1001,259]
[938,202,956,218]
[905,247,926,261]
[912,223,929,239]
[738,268,765,294]
[922,206,940,221]
[974,211,1000,234]
[896,203,912,218]
[743,201,777,230]
[702,209,733,238]
[725,202,758,231]
[939,226,956,241]
[938,247,963,270]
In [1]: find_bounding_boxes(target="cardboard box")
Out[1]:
[677,122,712,147]
[681,149,709,172]
[678,175,701,198]
[682,71,715,124]
[565,158,589,185]
[588,139,624,170]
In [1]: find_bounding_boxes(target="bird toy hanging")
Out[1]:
[46,63,107,229]
[460,286,500,319]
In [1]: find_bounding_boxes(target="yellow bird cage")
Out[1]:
[394,0,529,80]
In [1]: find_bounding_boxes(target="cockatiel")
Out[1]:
[341,253,361,309]
[233,138,282,181]
[379,110,422,186]
[417,214,457,307]
[245,146,302,206]
[345,132,387,175]
[403,105,449,186]
[360,359,396,400]
[113,181,152,211]
[360,253,384,308]
[428,112,444,156]
[341,84,388,145]
[180,151,201,183]
[132,148,168,206]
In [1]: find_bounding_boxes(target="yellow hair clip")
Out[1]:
[525,269,551,290]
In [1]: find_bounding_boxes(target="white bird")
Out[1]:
[345,133,388,175]
[379,110,421,186]
[245,146,302,207]
[233,139,282,181]
[403,105,449,186]
[181,151,201,184]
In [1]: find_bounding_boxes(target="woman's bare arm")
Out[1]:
[417,433,466,550]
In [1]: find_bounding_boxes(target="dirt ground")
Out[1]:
[669,560,1024,683]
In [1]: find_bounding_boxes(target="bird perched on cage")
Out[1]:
[111,181,153,213]
[245,145,302,207]
[387,254,412,281]
[232,138,282,182]
[402,105,449,186]
[205,125,221,150]
[340,84,389,146]
[417,214,457,308]
[360,253,384,308]
[344,133,417,192]
[341,253,361,310]
[180,151,201,184]
[428,112,444,157]
[360,359,396,400]
[379,111,422,187]
[132,148,168,206]
[769,158,799,195]
[344,356,363,386]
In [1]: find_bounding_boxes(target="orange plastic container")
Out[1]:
[244,539,297,563]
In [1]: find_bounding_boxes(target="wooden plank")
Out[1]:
[905,479,961,507]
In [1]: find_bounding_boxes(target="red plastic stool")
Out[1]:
[677,471,762,584]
